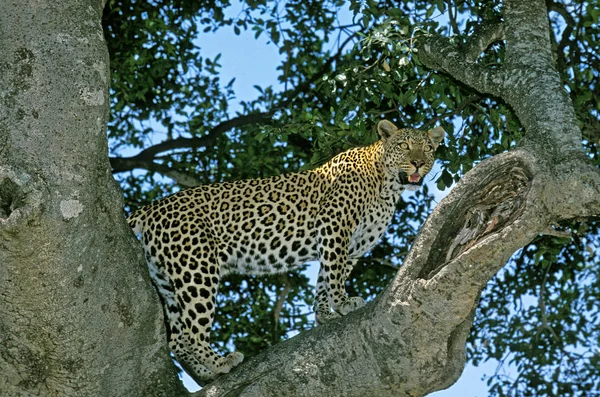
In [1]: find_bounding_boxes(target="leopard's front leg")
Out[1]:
[316,229,365,318]
[314,259,359,324]
[314,267,341,324]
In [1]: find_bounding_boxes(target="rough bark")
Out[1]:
[0,1,185,396]
[194,0,600,396]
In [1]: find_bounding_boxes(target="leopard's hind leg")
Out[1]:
[144,254,215,381]
[168,244,243,377]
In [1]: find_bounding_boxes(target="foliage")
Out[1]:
[103,0,600,395]
[471,230,600,396]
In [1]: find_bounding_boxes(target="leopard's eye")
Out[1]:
[400,142,409,150]
[424,144,433,152]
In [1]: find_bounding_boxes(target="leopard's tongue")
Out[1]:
[409,173,421,183]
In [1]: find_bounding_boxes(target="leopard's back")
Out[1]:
[128,170,330,276]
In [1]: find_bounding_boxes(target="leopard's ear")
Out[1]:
[427,126,445,148]
[377,120,398,140]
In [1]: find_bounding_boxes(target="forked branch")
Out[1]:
[464,20,505,62]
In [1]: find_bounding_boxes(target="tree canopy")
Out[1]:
[102,0,599,395]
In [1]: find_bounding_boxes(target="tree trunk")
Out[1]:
[195,1,600,396]
[0,1,185,396]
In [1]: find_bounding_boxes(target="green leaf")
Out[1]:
[425,5,435,18]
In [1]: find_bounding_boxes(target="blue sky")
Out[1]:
[174,5,500,395]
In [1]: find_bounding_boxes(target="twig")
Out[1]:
[273,275,292,329]
[535,263,560,342]
[447,0,460,36]
[363,55,384,72]
[110,157,201,187]
[412,71,432,94]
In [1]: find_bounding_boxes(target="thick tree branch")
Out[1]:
[501,0,581,151]
[504,0,554,67]
[415,29,505,98]
[415,18,504,86]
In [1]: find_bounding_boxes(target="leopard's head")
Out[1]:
[377,120,445,185]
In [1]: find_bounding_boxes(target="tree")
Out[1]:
[1,0,598,397]
[0,1,185,396]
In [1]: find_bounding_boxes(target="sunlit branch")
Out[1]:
[272,275,292,334]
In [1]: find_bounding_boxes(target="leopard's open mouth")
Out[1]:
[408,173,421,183]
[399,171,422,185]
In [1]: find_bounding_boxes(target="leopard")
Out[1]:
[126,120,445,382]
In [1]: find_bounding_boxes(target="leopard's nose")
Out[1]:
[411,160,424,168]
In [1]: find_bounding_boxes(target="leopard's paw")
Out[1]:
[335,296,366,316]
[226,351,244,369]
[213,351,244,374]
[315,310,341,325]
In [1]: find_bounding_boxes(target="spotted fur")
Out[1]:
[127,120,445,381]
